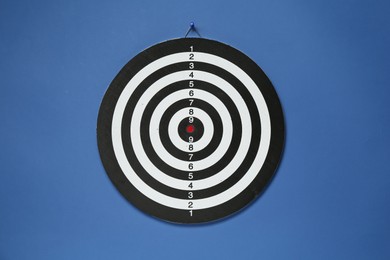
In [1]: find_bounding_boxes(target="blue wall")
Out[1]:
[1,0,389,259]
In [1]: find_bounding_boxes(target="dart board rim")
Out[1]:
[97,37,285,224]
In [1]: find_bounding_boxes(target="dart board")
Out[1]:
[97,38,284,224]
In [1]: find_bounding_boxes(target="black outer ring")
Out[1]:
[97,38,285,224]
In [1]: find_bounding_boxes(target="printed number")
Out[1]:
[189,117,194,123]
[189,63,194,69]
[189,144,193,151]
[188,182,193,189]
[189,210,193,217]
[188,163,193,170]
[189,53,194,60]
[189,136,194,143]
[188,192,193,199]
[188,154,193,160]
[188,202,193,208]
[190,46,194,52]
[189,81,194,87]
[189,90,194,96]
[189,99,194,106]
[189,72,194,78]
[188,172,193,179]
[189,109,194,115]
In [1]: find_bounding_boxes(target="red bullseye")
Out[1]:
[186,124,195,134]
[178,117,204,143]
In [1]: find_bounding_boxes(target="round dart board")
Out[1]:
[97,38,284,224]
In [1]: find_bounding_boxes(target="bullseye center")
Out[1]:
[186,124,195,134]
[178,117,204,143]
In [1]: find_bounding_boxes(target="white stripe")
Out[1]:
[167,107,214,152]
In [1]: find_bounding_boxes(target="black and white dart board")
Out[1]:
[97,38,284,224]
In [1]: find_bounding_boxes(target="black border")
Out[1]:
[97,38,285,224]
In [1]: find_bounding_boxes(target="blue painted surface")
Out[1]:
[1,0,389,259]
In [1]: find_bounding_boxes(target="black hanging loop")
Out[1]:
[184,22,201,38]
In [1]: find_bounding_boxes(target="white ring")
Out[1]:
[167,107,213,152]
[112,52,271,210]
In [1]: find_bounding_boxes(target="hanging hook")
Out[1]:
[184,22,201,38]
